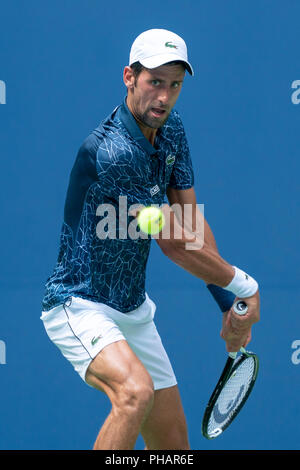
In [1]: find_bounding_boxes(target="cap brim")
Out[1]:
[139,54,194,76]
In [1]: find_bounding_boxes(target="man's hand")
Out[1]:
[220,290,260,352]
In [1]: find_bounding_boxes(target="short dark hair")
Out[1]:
[130,60,186,81]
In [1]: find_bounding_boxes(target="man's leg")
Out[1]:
[85,339,154,450]
[140,385,190,450]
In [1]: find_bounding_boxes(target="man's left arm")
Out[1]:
[155,186,260,352]
[166,186,218,251]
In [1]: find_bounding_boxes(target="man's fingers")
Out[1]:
[222,324,252,352]
[221,309,252,352]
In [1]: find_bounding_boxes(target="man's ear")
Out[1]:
[123,66,136,90]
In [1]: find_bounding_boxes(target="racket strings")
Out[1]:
[207,356,256,436]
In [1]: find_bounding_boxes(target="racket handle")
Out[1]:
[233,300,248,316]
[229,302,248,358]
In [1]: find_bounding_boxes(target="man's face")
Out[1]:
[126,64,185,129]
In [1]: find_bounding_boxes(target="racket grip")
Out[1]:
[229,302,248,358]
[233,300,248,315]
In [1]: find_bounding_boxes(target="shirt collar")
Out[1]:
[117,96,159,156]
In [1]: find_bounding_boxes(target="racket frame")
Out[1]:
[201,348,259,439]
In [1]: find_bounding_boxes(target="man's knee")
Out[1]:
[113,377,154,418]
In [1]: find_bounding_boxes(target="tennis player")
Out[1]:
[41,28,260,450]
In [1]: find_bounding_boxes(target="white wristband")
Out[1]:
[224,266,258,298]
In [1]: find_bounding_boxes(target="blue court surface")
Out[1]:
[0,1,299,450]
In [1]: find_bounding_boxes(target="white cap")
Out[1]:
[129,29,194,76]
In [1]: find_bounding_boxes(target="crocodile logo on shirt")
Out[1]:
[165,41,178,49]
[166,154,176,165]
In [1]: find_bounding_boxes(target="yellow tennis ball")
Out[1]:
[137,207,165,235]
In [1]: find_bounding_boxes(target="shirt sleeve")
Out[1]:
[168,119,194,190]
[64,138,99,233]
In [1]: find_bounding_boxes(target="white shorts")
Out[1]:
[40,294,177,390]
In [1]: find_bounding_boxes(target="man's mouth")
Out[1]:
[151,108,166,117]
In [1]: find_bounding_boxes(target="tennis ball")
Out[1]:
[137,206,165,235]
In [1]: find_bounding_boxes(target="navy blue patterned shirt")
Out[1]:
[42,96,194,312]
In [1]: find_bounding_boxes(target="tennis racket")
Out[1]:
[201,300,259,439]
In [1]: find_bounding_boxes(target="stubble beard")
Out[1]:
[137,107,169,129]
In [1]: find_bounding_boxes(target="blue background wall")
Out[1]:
[0,0,299,449]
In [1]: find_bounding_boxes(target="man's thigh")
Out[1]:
[85,339,154,399]
[140,385,190,450]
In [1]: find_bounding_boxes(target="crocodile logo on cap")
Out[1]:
[165,41,178,49]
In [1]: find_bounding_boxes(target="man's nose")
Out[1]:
[157,89,170,105]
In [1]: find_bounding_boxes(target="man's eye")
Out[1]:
[151,80,181,88]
